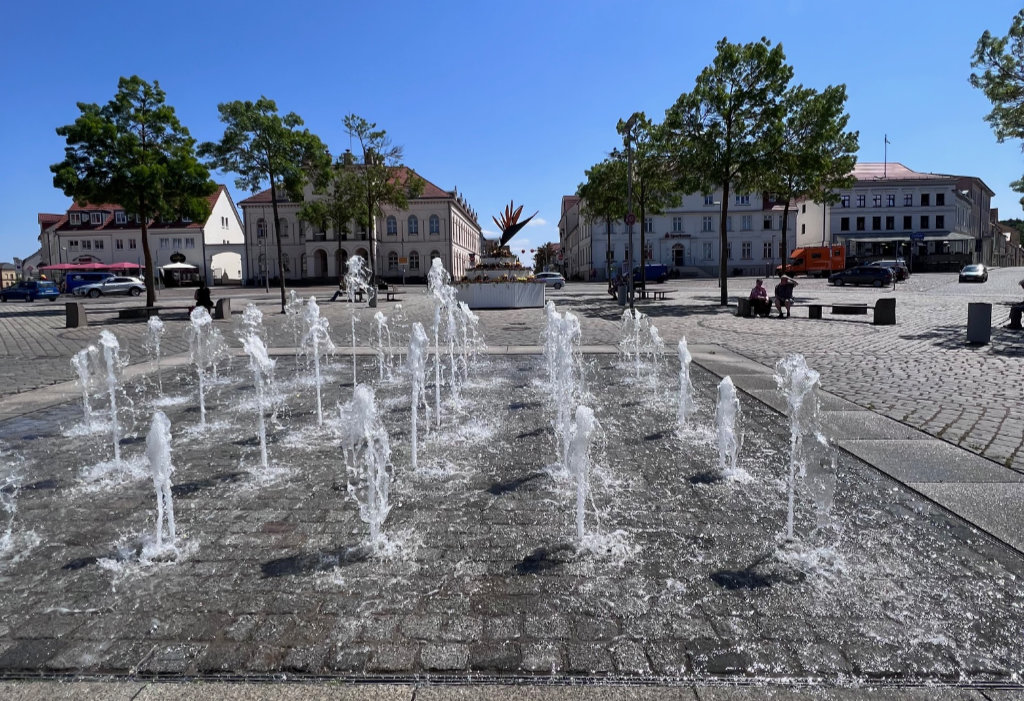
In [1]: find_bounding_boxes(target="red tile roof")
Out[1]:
[53,185,226,231]
[238,167,451,204]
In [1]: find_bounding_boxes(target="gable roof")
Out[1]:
[52,185,227,231]
[238,166,451,205]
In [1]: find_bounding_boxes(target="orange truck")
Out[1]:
[776,245,846,277]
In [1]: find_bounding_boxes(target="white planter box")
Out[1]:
[455,282,546,309]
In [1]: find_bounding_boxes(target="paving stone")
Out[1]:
[420,643,470,671]
[367,644,417,673]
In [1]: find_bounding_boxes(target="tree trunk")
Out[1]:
[719,181,730,306]
[639,200,647,290]
[779,197,791,278]
[269,179,287,313]
[141,212,156,308]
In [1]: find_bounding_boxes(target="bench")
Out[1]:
[384,288,399,301]
[807,298,895,325]
[640,289,668,301]
[116,306,192,320]
[735,297,771,318]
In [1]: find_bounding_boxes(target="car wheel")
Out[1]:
[49,297,59,301]
[873,279,883,287]
[130,287,141,296]
[0,295,6,302]
[88,289,101,298]
[835,279,844,286]
[554,283,563,289]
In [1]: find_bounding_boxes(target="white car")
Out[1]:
[535,272,566,289]
[74,276,146,298]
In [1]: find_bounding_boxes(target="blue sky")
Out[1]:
[3,0,1023,268]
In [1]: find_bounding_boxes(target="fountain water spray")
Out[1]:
[71,346,99,429]
[407,322,430,469]
[618,309,661,380]
[340,385,393,545]
[0,474,18,555]
[715,376,744,481]
[144,317,165,394]
[427,258,454,426]
[284,290,306,368]
[241,332,276,471]
[542,302,583,471]
[99,331,124,463]
[145,411,176,549]
[302,297,335,426]
[345,256,372,385]
[187,308,221,427]
[775,353,827,541]
[240,302,265,341]
[567,405,599,541]
[373,311,393,382]
[677,337,696,432]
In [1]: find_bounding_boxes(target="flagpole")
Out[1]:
[884,134,889,178]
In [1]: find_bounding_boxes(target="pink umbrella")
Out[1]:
[106,262,142,270]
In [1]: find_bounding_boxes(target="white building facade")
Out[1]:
[564,190,797,281]
[238,170,483,285]
[37,185,245,284]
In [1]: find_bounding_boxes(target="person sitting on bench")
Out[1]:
[1008,279,1024,329]
[774,275,797,318]
[748,278,771,317]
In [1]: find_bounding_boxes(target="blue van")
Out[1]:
[633,264,669,283]
[1,280,61,302]
[65,272,115,293]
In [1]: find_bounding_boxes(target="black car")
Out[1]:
[828,266,893,287]
[867,260,910,281]
[959,263,988,283]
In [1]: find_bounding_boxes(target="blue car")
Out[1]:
[1,280,61,302]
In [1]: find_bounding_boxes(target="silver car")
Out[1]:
[535,272,566,289]
[75,276,146,298]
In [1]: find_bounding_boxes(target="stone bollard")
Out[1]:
[966,302,992,344]
[65,301,87,329]
[873,298,896,326]
[214,297,232,319]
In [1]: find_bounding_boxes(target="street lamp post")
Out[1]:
[624,114,638,312]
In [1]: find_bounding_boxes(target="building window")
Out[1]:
[841,195,851,208]
[387,251,398,269]
[856,195,865,207]
[672,216,683,232]
[644,217,653,233]
[115,211,127,224]
[763,216,772,230]
[726,216,733,232]
[904,194,913,206]
[256,218,266,238]
[763,241,773,258]
[408,215,419,235]
[82,240,92,250]
[429,215,440,235]
[741,241,751,259]
[738,215,749,231]
[872,195,881,207]
[887,195,895,207]
[172,238,183,249]
[279,219,289,238]
[181,216,192,223]
[702,242,713,260]
[920,215,930,229]
[735,194,750,206]
[386,216,397,235]
[936,193,945,206]
[801,223,806,234]
[936,215,945,229]
[221,216,229,229]
[921,193,930,206]
[94,239,104,249]
[184,238,195,249]
[115,239,124,249]
[160,238,170,249]
[129,239,137,249]
[856,217,865,231]
[69,240,79,248]
[90,212,103,224]
[701,216,713,232]
[872,216,881,231]
[727,242,733,260]
[840,217,850,231]
[885,216,895,230]
[703,194,714,205]
[644,242,653,260]
[903,216,912,229]
[409,250,420,270]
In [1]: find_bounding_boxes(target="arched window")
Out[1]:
[281,252,291,273]
[386,216,397,235]
[429,215,440,235]
[409,250,421,270]
[408,215,419,235]
[256,218,266,238]
[387,251,398,270]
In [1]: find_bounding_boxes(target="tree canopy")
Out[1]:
[664,37,792,305]
[577,156,628,278]
[51,75,216,306]
[971,9,1024,204]
[343,114,423,296]
[199,97,330,311]
[297,149,365,283]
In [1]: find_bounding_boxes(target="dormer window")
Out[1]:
[90,212,103,225]
[182,216,192,223]
[115,211,127,224]
[69,213,81,225]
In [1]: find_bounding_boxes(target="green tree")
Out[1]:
[343,115,423,301]
[971,9,1024,204]
[577,155,628,281]
[533,242,558,270]
[199,97,330,312]
[50,76,216,307]
[764,84,859,276]
[616,113,680,295]
[664,37,792,305]
[297,149,365,284]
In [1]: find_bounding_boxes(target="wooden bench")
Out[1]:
[807,298,895,325]
[641,289,668,301]
[384,288,399,301]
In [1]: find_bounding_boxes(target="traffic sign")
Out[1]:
[625,213,636,226]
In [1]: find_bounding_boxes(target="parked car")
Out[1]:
[867,260,910,281]
[0,279,61,302]
[828,266,893,287]
[535,272,566,289]
[959,263,988,283]
[74,276,145,298]
[64,272,115,293]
